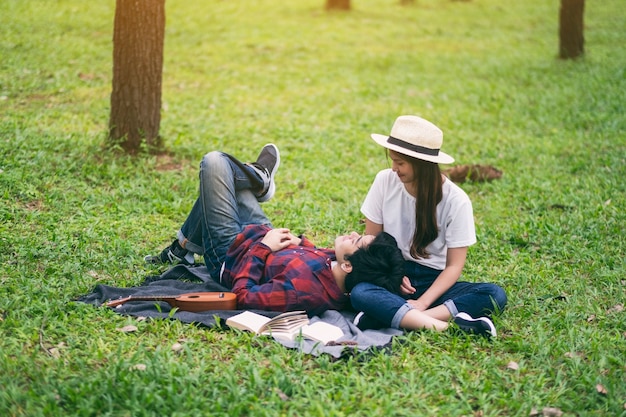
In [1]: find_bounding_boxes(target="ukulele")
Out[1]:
[105,292,237,312]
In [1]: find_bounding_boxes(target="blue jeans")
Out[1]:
[350,260,507,329]
[178,151,271,278]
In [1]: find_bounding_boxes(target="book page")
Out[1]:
[259,311,308,333]
[301,321,344,345]
[226,310,309,335]
[225,311,271,333]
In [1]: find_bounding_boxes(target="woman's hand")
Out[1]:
[407,299,430,311]
[261,228,301,252]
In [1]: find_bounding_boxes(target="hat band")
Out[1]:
[387,136,440,156]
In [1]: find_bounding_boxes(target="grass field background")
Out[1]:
[1,0,625,415]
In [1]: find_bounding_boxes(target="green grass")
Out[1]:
[1,0,625,415]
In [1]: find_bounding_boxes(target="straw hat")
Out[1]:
[371,115,455,164]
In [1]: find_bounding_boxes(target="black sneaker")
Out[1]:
[144,239,196,266]
[250,143,280,202]
[353,311,386,330]
[453,312,497,338]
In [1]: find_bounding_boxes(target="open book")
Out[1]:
[226,310,344,345]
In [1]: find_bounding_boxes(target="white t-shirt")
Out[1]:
[361,169,476,270]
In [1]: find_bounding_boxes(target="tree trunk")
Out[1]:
[326,0,351,10]
[559,0,584,59]
[109,0,165,153]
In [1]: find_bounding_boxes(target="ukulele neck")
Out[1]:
[106,295,177,308]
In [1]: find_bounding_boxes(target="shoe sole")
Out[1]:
[256,143,280,202]
[455,312,497,338]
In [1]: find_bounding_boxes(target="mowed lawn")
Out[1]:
[0,0,624,416]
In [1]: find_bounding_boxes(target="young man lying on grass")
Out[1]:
[145,145,496,336]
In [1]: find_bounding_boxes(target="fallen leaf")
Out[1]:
[587,315,596,323]
[596,384,608,395]
[542,407,563,416]
[130,364,147,371]
[78,72,96,81]
[118,325,138,333]
[607,304,624,314]
[171,342,183,352]
[276,389,289,401]
[564,351,586,359]
[548,204,574,211]
[507,361,520,370]
[443,164,503,183]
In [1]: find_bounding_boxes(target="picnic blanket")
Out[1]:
[76,264,404,358]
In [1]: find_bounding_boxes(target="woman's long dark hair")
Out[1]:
[395,151,443,259]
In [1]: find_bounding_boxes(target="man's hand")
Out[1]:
[399,276,416,295]
[401,277,429,310]
[261,228,302,252]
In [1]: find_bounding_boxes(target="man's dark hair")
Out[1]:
[344,232,405,294]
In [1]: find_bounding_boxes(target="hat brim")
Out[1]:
[371,134,455,164]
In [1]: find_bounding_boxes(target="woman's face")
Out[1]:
[389,150,415,184]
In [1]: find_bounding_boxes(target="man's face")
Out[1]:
[334,232,375,261]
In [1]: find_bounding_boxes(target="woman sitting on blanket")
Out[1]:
[146,145,494,335]
[351,116,507,338]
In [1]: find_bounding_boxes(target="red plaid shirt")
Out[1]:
[221,224,349,315]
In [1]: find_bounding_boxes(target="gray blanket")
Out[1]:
[77,265,404,359]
